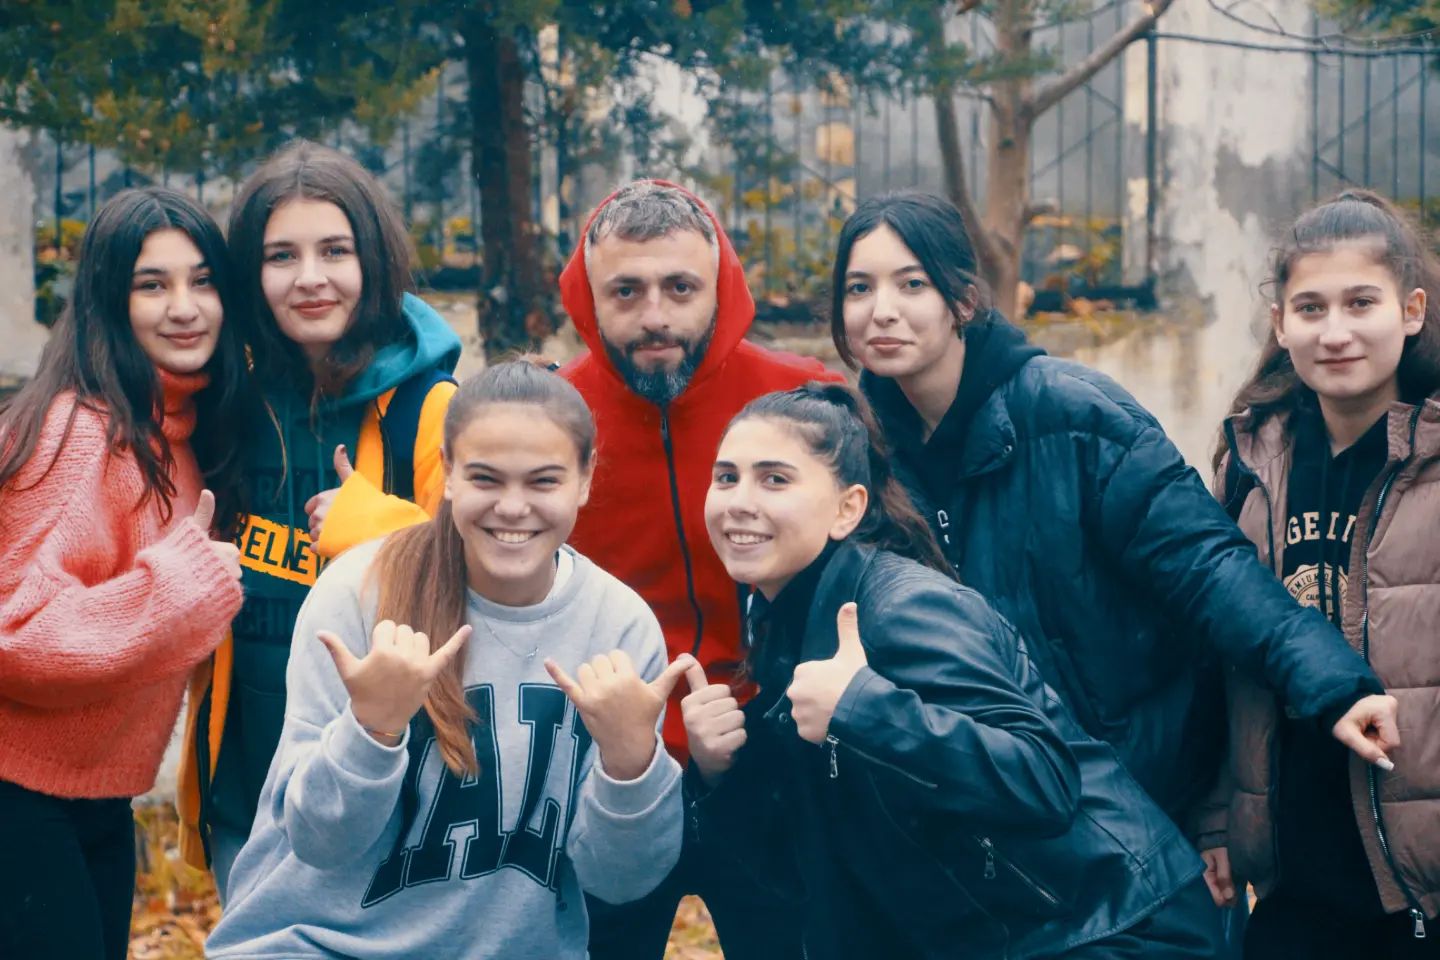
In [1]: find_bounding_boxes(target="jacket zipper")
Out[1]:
[823,734,937,788]
[1359,410,1427,938]
[976,836,1061,907]
[659,409,705,657]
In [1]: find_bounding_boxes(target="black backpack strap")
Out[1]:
[378,368,457,500]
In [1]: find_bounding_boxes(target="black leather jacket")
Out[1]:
[691,543,1202,960]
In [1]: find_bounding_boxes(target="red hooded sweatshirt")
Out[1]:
[559,181,843,761]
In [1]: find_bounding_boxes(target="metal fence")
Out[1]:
[28,9,1440,321]
[1310,38,1437,219]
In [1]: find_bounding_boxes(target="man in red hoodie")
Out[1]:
[560,180,841,959]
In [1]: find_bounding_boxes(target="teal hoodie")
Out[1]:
[210,293,462,841]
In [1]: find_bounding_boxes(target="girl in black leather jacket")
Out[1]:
[682,383,1218,959]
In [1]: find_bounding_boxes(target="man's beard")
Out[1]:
[601,315,717,406]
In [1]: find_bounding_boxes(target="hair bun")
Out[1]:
[1335,189,1387,209]
[800,381,861,412]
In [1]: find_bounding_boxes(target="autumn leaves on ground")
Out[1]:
[128,805,722,959]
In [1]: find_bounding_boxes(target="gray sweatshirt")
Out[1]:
[205,539,682,959]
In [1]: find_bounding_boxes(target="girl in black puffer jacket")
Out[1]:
[829,190,1397,834]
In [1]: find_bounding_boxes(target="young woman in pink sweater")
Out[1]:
[0,187,248,960]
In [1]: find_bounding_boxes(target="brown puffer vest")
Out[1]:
[1201,397,1440,932]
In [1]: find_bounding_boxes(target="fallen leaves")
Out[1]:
[128,805,218,960]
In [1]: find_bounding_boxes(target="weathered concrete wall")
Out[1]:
[1098,0,1314,469]
[0,126,46,381]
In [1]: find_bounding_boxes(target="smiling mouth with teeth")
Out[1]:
[726,532,771,545]
[488,529,539,544]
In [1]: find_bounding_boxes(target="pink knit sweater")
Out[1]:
[0,372,243,799]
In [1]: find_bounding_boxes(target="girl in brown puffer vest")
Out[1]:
[1199,190,1440,960]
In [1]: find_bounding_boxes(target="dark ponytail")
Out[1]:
[731,382,953,576]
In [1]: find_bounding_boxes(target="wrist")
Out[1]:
[597,735,656,782]
[694,758,728,787]
[365,726,404,745]
[352,702,414,740]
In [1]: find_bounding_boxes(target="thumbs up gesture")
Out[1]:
[680,661,747,785]
[787,603,868,744]
[304,444,356,546]
[188,489,242,581]
[546,651,697,782]
[319,619,472,744]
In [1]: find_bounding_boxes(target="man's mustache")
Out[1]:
[628,333,686,352]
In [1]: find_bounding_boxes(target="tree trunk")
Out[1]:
[926,3,999,299]
[464,13,547,360]
[931,73,1003,298]
[933,0,1173,319]
[981,0,1035,321]
[982,102,1031,321]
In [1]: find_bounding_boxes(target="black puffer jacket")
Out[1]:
[862,337,1383,816]
[691,542,1203,960]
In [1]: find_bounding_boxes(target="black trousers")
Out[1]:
[0,780,135,960]
[586,826,804,960]
[1247,892,1440,960]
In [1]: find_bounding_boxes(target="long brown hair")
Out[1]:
[0,188,251,534]
[1212,189,1440,474]
[729,382,954,576]
[369,360,596,776]
[228,140,415,397]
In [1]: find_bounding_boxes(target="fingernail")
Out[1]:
[1376,757,1395,772]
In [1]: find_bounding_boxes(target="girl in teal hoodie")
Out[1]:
[179,140,463,898]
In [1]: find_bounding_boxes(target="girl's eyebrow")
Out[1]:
[133,260,206,277]
[1289,283,1384,304]
[712,459,797,471]
[262,234,353,249]
[845,265,923,279]
[463,461,568,473]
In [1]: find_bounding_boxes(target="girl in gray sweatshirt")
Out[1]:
[206,362,687,959]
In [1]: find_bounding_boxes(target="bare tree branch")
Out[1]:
[1026,0,1176,119]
